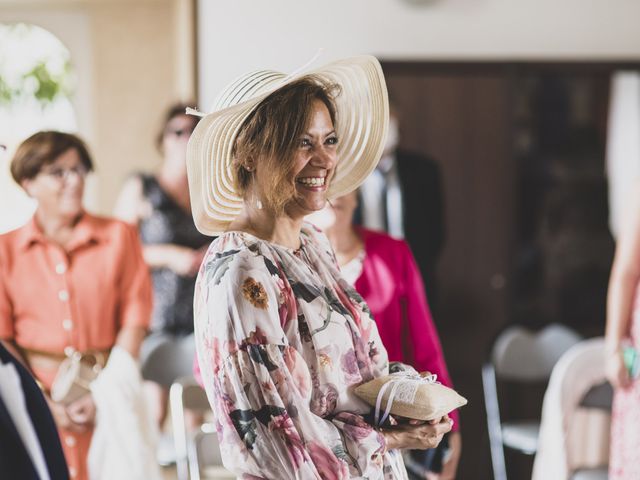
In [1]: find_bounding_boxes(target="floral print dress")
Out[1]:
[194,223,408,479]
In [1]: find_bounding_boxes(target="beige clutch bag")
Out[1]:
[355,371,467,425]
[50,351,104,405]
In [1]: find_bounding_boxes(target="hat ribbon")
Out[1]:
[185,106,206,118]
[281,48,325,83]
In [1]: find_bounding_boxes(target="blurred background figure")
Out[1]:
[0,131,152,480]
[309,190,461,480]
[355,102,445,309]
[114,104,210,441]
[605,183,640,480]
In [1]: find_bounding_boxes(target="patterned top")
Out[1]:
[138,174,210,335]
[194,223,408,479]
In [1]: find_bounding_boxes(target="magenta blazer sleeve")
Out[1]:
[398,240,460,430]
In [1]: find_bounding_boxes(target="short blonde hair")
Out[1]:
[232,75,339,213]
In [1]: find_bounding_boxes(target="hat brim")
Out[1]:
[187,55,389,236]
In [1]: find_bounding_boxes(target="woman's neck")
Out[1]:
[157,167,190,210]
[325,222,363,266]
[35,209,82,247]
[158,163,188,184]
[229,206,304,250]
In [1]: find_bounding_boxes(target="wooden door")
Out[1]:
[384,66,514,479]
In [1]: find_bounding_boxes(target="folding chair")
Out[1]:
[170,376,215,480]
[533,337,611,480]
[482,323,582,480]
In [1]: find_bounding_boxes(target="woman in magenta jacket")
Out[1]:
[311,190,461,480]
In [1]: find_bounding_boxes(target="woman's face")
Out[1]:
[162,114,197,171]
[21,148,87,218]
[271,99,338,218]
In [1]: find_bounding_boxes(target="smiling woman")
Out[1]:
[189,56,454,480]
[231,81,339,226]
[230,78,339,217]
[9,133,92,241]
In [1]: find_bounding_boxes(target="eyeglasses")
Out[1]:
[41,165,89,182]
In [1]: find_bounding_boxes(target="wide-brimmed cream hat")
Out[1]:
[186,55,389,236]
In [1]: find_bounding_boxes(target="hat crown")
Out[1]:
[212,70,287,112]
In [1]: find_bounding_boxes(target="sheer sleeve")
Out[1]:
[194,246,388,479]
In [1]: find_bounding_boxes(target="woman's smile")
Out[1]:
[296,175,327,190]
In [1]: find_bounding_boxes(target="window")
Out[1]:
[0,23,77,233]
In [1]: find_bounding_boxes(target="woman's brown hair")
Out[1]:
[10,131,93,184]
[232,75,340,213]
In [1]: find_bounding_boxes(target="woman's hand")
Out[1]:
[605,348,631,389]
[66,393,97,426]
[164,245,199,276]
[144,244,203,276]
[46,396,89,433]
[381,415,453,451]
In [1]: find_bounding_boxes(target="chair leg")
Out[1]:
[187,429,201,480]
[482,363,508,480]
[170,383,189,480]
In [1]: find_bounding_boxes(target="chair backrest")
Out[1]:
[170,376,212,480]
[492,323,583,381]
[532,337,611,479]
[141,335,196,386]
[580,381,613,410]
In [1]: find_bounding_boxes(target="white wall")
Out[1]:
[197,0,640,109]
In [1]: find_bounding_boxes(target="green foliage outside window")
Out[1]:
[0,23,74,107]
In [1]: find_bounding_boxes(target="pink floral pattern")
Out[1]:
[609,305,640,480]
[194,224,407,479]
